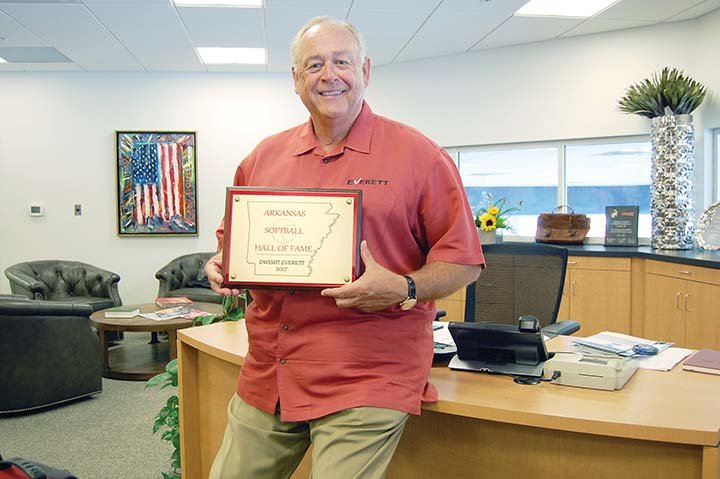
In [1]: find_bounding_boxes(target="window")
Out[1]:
[565,141,651,239]
[456,146,558,237]
[451,136,651,241]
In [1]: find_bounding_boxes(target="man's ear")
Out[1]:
[291,66,300,94]
[362,56,371,87]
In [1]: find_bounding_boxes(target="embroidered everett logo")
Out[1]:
[346,178,390,186]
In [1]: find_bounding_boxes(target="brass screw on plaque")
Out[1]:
[235,197,240,202]
[346,199,352,205]
[231,274,237,279]
[344,276,350,282]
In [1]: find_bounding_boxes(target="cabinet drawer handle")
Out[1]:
[568,261,577,265]
[685,293,690,312]
[678,270,692,275]
[676,292,682,310]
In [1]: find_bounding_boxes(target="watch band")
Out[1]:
[399,275,417,311]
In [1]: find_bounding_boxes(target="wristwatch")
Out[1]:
[399,275,417,311]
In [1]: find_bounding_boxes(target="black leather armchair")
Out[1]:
[155,252,221,304]
[5,260,122,312]
[0,297,102,414]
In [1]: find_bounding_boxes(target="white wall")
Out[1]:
[2,12,719,302]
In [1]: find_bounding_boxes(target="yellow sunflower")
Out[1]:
[479,213,497,231]
[488,206,500,215]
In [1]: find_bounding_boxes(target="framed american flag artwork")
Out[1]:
[115,131,198,236]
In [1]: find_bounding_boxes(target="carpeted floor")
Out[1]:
[0,333,176,479]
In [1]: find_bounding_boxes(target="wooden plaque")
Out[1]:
[222,187,362,289]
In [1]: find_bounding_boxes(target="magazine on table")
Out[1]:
[141,305,209,321]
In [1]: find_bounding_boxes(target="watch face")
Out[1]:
[400,298,417,311]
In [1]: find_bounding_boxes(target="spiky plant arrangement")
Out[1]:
[618,67,707,119]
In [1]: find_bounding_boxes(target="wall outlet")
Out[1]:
[74,204,82,216]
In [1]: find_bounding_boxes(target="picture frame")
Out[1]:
[116,131,198,236]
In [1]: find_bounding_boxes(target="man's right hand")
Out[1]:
[205,251,243,296]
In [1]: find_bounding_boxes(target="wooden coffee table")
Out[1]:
[90,302,222,380]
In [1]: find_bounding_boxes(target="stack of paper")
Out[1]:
[573,332,692,371]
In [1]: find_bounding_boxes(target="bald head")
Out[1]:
[290,16,366,69]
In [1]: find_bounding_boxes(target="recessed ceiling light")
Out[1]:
[198,47,266,65]
[515,0,620,18]
[173,0,262,6]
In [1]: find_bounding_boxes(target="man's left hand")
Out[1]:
[321,240,407,313]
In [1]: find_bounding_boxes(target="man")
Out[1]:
[205,16,484,479]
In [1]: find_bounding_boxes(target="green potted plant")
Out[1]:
[474,192,521,244]
[618,67,706,118]
[147,293,246,479]
[618,67,707,250]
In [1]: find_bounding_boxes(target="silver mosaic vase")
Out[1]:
[650,114,696,249]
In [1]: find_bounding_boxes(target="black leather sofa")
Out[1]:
[0,296,102,414]
[155,252,222,304]
[5,260,122,312]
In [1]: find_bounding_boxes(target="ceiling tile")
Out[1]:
[593,0,706,22]
[349,0,438,10]
[347,0,440,65]
[205,63,268,72]
[0,8,47,47]
[0,46,70,62]
[663,0,720,21]
[472,15,582,51]
[0,2,142,70]
[266,0,351,8]
[265,6,347,72]
[561,18,653,37]
[179,6,263,47]
[397,0,528,62]
[84,0,204,72]
[0,0,716,73]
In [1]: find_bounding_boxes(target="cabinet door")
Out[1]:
[570,269,631,336]
[684,281,720,350]
[436,287,466,322]
[644,274,685,345]
[557,273,570,321]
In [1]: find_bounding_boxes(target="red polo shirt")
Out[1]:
[216,102,484,421]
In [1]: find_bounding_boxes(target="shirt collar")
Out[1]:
[293,101,374,157]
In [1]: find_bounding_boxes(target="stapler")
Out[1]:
[543,352,638,390]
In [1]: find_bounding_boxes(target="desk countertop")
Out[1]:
[179,321,720,448]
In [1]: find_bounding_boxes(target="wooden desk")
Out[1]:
[177,322,720,479]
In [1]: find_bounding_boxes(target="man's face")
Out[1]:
[292,23,370,126]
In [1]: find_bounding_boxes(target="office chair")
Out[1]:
[465,243,580,336]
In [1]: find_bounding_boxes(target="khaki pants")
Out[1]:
[209,394,409,479]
